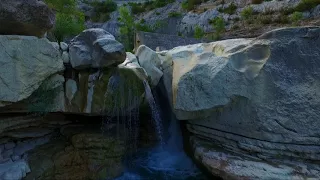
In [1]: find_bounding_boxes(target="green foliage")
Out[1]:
[54,13,85,42]
[89,0,117,22]
[251,0,263,4]
[45,0,84,42]
[295,0,320,12]
[136,23,153,32]
[274,15,290,24]
[90,0,117,13]
[194,25,204,39]
[181,0,209,11]
[209,17,225,40]
[168,12,183,17]
[218,3,237,14]
[129,0,174,14]
[119,6,135,51]
[241,6,254,20]
[290,11,303,25]
[258,15,272,24]
[27,80,61,114]
[153,20,168,29]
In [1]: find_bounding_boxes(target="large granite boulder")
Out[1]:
[142,27,320,179]
[0,0,55,37]
[64,63,146,115]
[0,36,64,109]
[69,28,126,69]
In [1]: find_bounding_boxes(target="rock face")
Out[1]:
[0,36,64,108]
[140,27,320,179]
[0,0,55,37]
[69,28,126,69]
[25,130,125,180]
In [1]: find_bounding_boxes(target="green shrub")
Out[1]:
[136,23,153,32]
[290,11,303,25]
[90,0,117,13]
[241,6,254,20]
[295,0,320,12]
[45,0,85,42]
[274,15,290,24]
[194,25,204,39]
[258,15,272,24]
[119,6,135,51]
[251,0,263,4]
[156,12,161,15]
[181,0,207,11]
[218,3,237,14]
[168,12,183,17]
[210,17,225,40]
[27,80,62,114]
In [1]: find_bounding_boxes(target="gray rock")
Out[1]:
[62,51,70,64]
[2,149,13,159]
[156,27,320,179]
[60,42,68,51]
[0,160,30,180]
[11,155,20,162]
[136,45,163,86]
[69,28,126,69]
[0,0,55,37]
[0,36,64,107]
[311,5,320,17]
[4,143,15,150]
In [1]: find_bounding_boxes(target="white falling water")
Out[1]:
[143,80,164,145]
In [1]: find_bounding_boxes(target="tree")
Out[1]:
[118,6,136,51]
[210,17,225,40]
[194,25,204,39]
[45,0,85,42]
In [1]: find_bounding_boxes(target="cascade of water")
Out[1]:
[142,80,164,145]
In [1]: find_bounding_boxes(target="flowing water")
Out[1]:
[103,74,208,180]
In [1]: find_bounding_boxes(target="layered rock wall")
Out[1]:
[136,26,320,179]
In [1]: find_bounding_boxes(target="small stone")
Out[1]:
[62,51,70,64]
[4,142,15,150]
[60,42,68,51]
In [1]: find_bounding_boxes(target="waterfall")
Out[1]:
[142,80,164,145]
[101,73,140,152]
[101,73,207,180]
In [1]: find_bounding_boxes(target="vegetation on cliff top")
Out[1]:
[45,0,85,42]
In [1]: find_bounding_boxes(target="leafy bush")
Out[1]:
[295,0,320,12]
[119,6,135,51]
[182,0,208,11]
[218,3,237,14]
[258,15,272,24]
[168,12,183,17]
[45,0,85,42]
[129,0,175,14]
[90,0,117,13]
[209,17,225,40]
[54,13,85,42]
[194,25,204,39]
[251,0,263,4]
[290,11,303,25]
[273,15,290,24]
[241,6,254,20]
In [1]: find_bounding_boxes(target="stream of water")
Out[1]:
[104,75,208,180]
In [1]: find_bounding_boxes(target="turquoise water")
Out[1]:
[115,146,208,180]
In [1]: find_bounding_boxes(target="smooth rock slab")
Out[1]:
[0,36,64,106]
